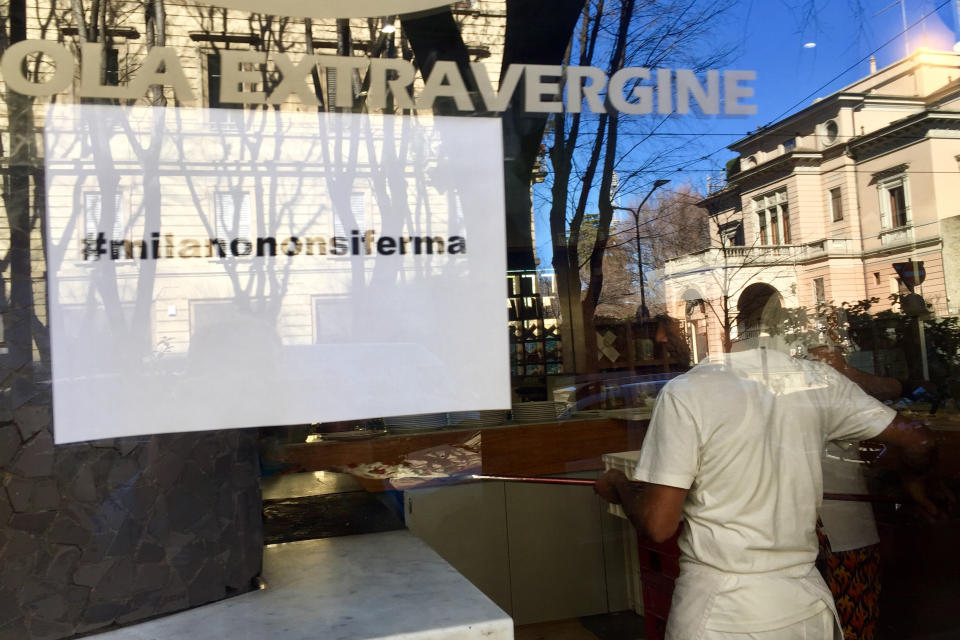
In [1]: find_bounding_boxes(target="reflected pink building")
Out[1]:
[664,50,960,360]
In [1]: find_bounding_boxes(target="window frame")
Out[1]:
[213,190,252,242]
[104,46,121,86]
[203,50,247,126]
[752,189,790,246]
[822,119,839,146]
[813,277,826,304]
[313,295,356,343]
[878,175,910,230]
[333,191,367,238]
[82,190,127,259]
[829,187,843,222]
[718,220,744,247]
[206,51,224,109]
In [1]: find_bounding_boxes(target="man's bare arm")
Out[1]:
[873,414,937,471]
[809,346,952,519]
[595,469,687,543]
[872,414,955,521]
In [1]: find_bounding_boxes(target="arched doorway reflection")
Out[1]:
[737,282,782,341]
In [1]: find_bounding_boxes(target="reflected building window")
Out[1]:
[326,65,340,112]
[205,51,245,126]
[718,220,744,247]
[334,192,366,237]
[879,176,909,229]
[190,300,234,335]
[822,119,839,145]
[84,191,124,244]
[206,52,233,109]
[104,47,121,86]
[753,189,789,245]
[314,296,354,343]
[322,56,362,112]
[57,303,142,371]
[813,277,826,304]
[214,191,251,241]
[830,187,843,222]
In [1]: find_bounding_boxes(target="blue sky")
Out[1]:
[717,0,957,152]
[531,0,960,268]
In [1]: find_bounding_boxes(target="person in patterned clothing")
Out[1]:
[810,344,900,640]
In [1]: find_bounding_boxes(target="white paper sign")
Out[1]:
[44,105,509,444]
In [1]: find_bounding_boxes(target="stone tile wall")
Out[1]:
[0,388,263,640]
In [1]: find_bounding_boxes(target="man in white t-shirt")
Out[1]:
[595,345,940,640]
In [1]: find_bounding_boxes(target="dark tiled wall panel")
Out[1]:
[0,393,263,640]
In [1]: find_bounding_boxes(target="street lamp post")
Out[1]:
[614,179,669,321]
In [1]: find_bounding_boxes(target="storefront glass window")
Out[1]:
[2,2,959,639]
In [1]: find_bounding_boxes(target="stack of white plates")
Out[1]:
[448,410,508,428]
[511,401,561,423]
[384,413,448,433]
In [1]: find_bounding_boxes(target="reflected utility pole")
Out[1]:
[613,179,669,321]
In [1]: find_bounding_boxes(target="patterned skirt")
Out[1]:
[816,527,882,640]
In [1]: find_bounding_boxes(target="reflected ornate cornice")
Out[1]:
[847,111,960,162]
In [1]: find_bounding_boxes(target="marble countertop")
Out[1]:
[93,530,513,640]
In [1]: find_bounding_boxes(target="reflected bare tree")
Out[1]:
[1,0,58,384]
[545,0,735,372]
